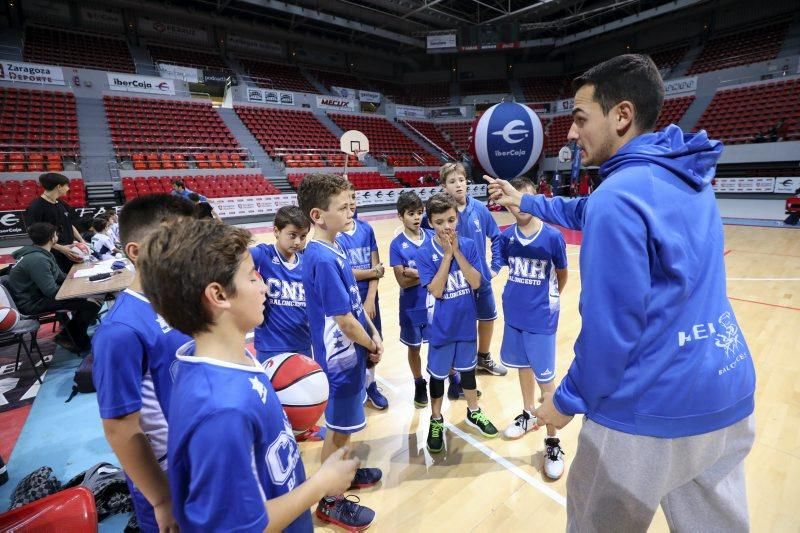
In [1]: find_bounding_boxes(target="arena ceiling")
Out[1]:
[186,0,701,52]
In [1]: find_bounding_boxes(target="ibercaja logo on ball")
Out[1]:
[474,102,544,181]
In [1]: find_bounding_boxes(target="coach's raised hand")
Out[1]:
[485,175,523,209]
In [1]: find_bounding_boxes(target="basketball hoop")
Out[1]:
[340,130,370,177]
[353,149,367,162]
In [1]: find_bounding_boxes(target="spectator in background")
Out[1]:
[784,187,800,226]
[90,217,120,260]
[8,223,100,352]
[579,172,591,196]
[24,173,88,274]
[188,192,220,220]
[171,180,207,202]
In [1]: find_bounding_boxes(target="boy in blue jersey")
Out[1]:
[389,191,431,408]
[92,194,196,533]
[416,193,499,453]
[336,186,388,410]
[498,178,569,480]
[251,205,312,362]
[251,205,325,443]
[137,218,364,532]
[298,173,383,527]
[423,162,507,400]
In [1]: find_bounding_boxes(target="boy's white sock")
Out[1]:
[366,366,376,386]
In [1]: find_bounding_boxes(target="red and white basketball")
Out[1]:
[0,307,19,332]
[262,352,329,431]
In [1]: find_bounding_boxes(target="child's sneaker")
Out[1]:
[349,467,382,489]
[294,425,327,442]
[427,416,445,453]
[503,411,539,439]
[465,408,498,438]
[366,382,388,410]
[477,353,508,376]
[316,495,375,532]
[414,378,428,408]
[544,437,565,480]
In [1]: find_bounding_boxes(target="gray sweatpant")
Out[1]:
[566,415,755,533]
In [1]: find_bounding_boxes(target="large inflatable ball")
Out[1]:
[473,102,544,181]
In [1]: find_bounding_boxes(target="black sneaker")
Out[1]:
[414,378,428,408]
[349,467,382,490]
[465,408,499,438]
[447,374,482,400]
[477,353,508,376]
[427,416,445,453]
[316,495,375,532]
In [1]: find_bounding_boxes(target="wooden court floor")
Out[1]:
[253,212,800,532]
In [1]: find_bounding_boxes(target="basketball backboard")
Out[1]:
[340,130,370,156]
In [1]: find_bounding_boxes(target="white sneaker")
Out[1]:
[544,437,565,480]
[503,411,538,439]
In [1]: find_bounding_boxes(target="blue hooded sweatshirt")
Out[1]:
[520,125,755,438]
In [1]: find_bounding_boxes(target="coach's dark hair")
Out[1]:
[172,180,185,189]
[510,177,536,193]
[572,54,664,131]
[38,173,69,191]
[138,218,252,335]
[274,205,311,231]
[425,193,458,218]
[28,222,57,246]
[297,173,350,221]
[118,194,196,247]
[397,191,423,215]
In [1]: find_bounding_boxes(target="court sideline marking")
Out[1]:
[376,376,567,508]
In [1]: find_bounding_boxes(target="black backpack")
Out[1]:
[66,353,95,402]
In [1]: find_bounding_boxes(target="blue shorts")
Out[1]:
[400,321,428,347]
[499,325,556,383]
[476,283,497,321]
[325,389,367,434]
[256,348,312,364]
[360,289,382,336]
[427,341,477,380]
[126,476,157,533]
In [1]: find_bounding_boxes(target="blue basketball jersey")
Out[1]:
[499,224,568,334]
[92,289,191,465]
[302,240,368,397]
[168,342,311,533]
[415,236,483,347]
[389,229,433,321]
[335,219,378,298]
[251,244,311,355]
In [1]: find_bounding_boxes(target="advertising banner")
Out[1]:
[107,73,176,95]
[427,34,457,49]
[359,90,381,104]
[227,34,285,57]
[247,88,295,105]
[395,105,427,119]
[664,76,698,96]
[80,6,124,29]
[0,211,27,237]
[157,63,201,83]
[712,177,775,193]
[138,17,208,44]
[0,61,64,86]
[773,177,800,194]
[316,95,357,112]
[331,86,358,99]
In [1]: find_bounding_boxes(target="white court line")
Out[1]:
[445,422,567,507]
[376,376,566,508]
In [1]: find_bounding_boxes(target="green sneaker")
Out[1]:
[427,416,445,453]
[465,407,499,438]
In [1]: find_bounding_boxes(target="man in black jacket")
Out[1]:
[24,173,88,274]
[8,223,100,352]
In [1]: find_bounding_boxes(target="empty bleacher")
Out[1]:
[460,78,510,96]
[0,178,85,210]
[234,106,354,167]
[238,58,317,93]
[543,115,574,156]
[687,20,790,74]
[402,120,458,158]
[393,82,451,107]
[287,171,397,190]
[328,113,439,166]
[121,174,279,200]
[147,44,232,74]
[695,78,800,144]
[0,87,78,172]
[436,121,472,153]
[645,44,690,72]
[23,25,135,73]
[519,76,569,103]
[655,95,695,130]
[308,69,364,91]
[104,96,245,169]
